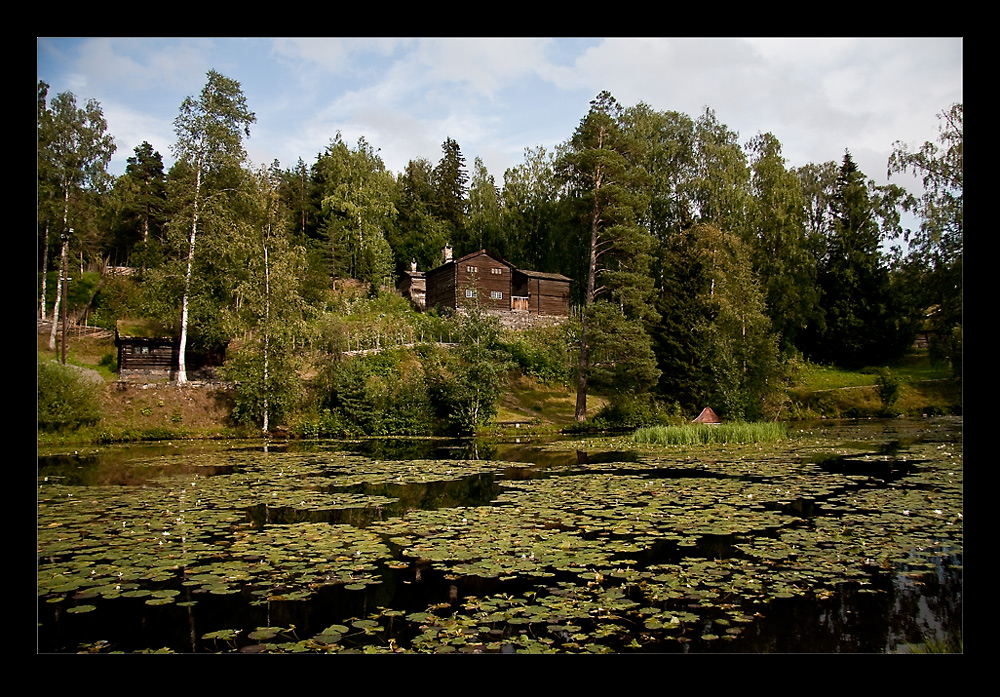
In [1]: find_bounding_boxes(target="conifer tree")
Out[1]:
[557,91,656,421]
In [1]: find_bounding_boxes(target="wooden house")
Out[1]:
[424,248,572,318]
[114,320,225,381]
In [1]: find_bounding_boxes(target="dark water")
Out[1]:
[37,419,963,653]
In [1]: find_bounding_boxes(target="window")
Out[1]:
[491,291,503,299]
[491,267,502,275]
[466,265,478,273]
[465,289,477,298]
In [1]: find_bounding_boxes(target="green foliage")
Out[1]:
[803,152,911,369]
[320,351,435,436]
[586,301,660,394]
[37,357,102,432]
[425,308,511,434]
[500,323,576,385]
[223,341,302,429]
[593,394,674,429]
[313,134,397,287]
[875,368,901,412]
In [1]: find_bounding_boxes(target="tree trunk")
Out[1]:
[575,313,589,421]
[262,243,270,434]
[49,237,68,351]
[574,162,602,422]
[177,164,201,384]
[40,223,50,321]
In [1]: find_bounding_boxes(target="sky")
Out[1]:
[37,37,962,201]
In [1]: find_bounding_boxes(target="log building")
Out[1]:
[114,321,225,381]
[423,247,572,319]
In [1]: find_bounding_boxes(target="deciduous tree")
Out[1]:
[37,82,116,354]
[170,69,255,383]
[746,132,819,353]
[313,134,397,288]
[888,103,963,370]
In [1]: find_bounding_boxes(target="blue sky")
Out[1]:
[37,37,962,201]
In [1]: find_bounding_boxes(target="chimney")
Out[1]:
[442,244,453,264]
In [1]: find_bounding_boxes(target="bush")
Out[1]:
[875,368,901,413]
[37,357,102,432]
[593,394,673,429]
[501,325,575,385]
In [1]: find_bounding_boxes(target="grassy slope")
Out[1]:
[789,353,961,418]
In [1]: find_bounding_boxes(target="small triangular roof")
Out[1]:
[452,248,515,268]
[692,407,721,424]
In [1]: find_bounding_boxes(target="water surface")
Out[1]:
[37,418,962,653]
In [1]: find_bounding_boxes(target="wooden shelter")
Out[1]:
[692,407,721,424]
[114,320,225,381]
[424,248,571,317]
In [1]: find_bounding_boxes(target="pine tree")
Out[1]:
[807,152,906,368]
[432,137,469,250]
[557,91,657,421]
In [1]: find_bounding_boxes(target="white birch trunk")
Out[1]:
[40,223,50,321]
[177,162,202,384]
[261,243,270,434]
[49,190,71,350]
[48,238,66,350]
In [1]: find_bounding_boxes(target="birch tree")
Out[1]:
[315,135,396,288]
[170,70,255,383]
[37,82,115,352]
[224,165,308,432]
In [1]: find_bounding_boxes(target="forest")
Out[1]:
[37,71,963,435]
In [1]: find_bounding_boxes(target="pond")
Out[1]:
[37,418,963,653]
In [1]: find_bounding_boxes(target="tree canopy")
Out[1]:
[37,77,961,427]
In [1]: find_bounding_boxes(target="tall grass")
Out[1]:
[632,421,787,446]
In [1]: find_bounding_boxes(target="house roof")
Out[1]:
[515,269,572,283]
[452,249,515,268]
[429,248,571,282]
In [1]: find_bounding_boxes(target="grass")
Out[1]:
[788,351,960,419]
[632,421,788,447]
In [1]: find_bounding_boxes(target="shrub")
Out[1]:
[37,357,102,432]
[594,394,673,429]
[875,368,901,413]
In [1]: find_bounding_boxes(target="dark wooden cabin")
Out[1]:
[114,321,225,380]
[425,248,571,317]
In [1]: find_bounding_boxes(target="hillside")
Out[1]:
[37,321,960,444]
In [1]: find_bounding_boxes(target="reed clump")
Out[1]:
[632,421,787,446]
